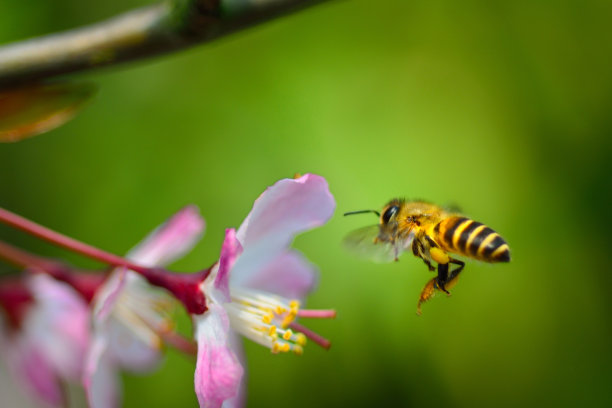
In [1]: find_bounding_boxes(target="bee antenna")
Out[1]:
[343,210,381,217]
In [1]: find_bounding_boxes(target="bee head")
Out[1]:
[381,203,400,225]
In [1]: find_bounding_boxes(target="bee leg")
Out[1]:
[416,247,452,314]
[416,259,466,314]
[422,258,435,272]
[416,278,436,315]
[416,263,449,314]
[444,258,465,291]
[435,262,451,295]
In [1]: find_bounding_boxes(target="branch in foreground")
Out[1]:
[0,0,331,88]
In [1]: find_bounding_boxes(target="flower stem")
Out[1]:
[0,239,64,272]
[0,239,106,303]
[0,207,209,314]
[0,207,146,273]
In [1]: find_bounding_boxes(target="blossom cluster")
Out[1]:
[0,174,336,408]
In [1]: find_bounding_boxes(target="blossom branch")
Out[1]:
[0,0,332,88]
[0,207,146,273]
[0,207,208,314]
[0,239,105,303]
[0,239,64,273]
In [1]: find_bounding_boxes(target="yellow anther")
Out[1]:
[152,335,163,351]
[158,321,174,333]
[275,305,286,315]
[272,343,281,354]
[283,329,293,341]
[289,300,300,309]
[268,326,277,336]
[295,333,307,346]
[281,343,291,352]
[262,313,273,324]
[293,345,304,355]
[280,310,298,328]
[280,317,291,329]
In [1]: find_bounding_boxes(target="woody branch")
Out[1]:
[0,0,331,89]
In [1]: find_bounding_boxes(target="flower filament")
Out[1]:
[226,287,333,354]
[110,276,182,351]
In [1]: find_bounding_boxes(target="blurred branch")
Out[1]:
[0,0,331,89]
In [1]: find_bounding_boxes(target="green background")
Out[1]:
[1,0,611,407]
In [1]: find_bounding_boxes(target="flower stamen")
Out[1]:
[226,288,312,354]
[225,288,334,354]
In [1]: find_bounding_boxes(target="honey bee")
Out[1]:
[344,199,510,314]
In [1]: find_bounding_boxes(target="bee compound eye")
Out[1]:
[382,205,399,224]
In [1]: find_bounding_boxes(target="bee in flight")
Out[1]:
[344,199,510,314]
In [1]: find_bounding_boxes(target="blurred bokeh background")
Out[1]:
[1,0,611,406]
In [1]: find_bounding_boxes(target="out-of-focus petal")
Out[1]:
[26,274,90,380]
[93,207,203,322]
[106,318,162,372]
[84,334,119,408]
[194,304,243,408]
[5,339,64,407]
[127,205,205,267]
[88,207,202,379]
[214,229,241,303]
[93,272,167,371]
[230,250,318,300]
[0,363,41,408]
[234,174,334,283]
[92,268,127,321]
[236,174,335,248]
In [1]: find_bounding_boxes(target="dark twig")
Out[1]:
[0,0,331,88]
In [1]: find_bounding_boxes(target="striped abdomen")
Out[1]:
[433,216,510,262]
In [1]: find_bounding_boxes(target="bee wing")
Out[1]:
[343,225,412,263]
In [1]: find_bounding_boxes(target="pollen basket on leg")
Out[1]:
[225,288,305,354]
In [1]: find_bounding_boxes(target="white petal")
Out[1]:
[231,250,318,300]
[25,274,90,381]
[234,174,334,283]
[84,334,120,408]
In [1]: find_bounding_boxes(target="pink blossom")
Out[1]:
[84,206,205,408]
[194,174,336,408]
[0,274,90,407]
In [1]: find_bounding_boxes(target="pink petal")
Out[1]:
[213,229,242,303]
[233,174,334,284]
[93,268,127,321]
[0,363,42,408]
[221,333,247,408]
[194,304,244,408]
[7,341,64,407]
[231,250,318,300]
[26,274,90,381]
[84,334,120,408]
[106,319,162,372]
[127,205,205,267]
[94,206,204,321]
[236,174,335,249]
